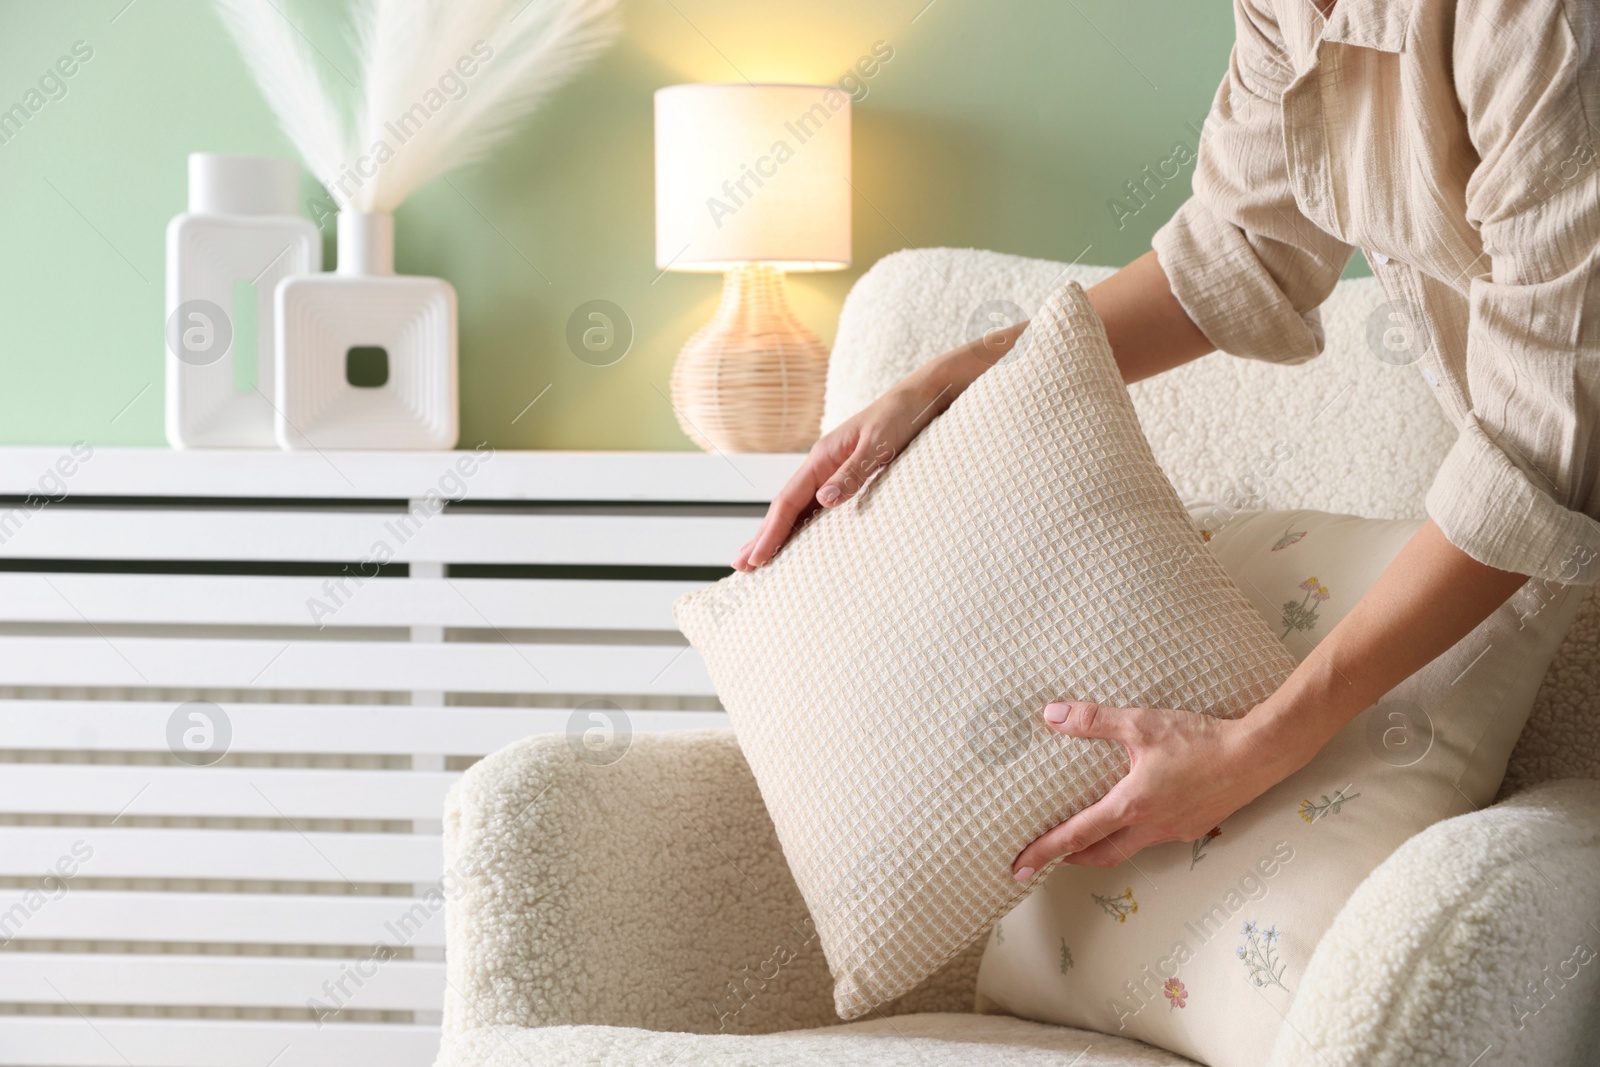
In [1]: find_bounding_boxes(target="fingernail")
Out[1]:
[817,485,841,506]
[1013,865,1035,883]
[1044,702,1070,724]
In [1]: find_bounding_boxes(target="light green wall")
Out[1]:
[0,0,1345,450]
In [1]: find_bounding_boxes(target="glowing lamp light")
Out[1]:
[654,83,851,452]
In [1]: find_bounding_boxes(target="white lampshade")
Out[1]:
[655,83,851,272]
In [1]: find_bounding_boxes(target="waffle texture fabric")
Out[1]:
[819,246,1600,799]
[822,251,1453,525]
[436,247,1600,1067]
[674,282,1297,1020]
[976,507,1584,1067]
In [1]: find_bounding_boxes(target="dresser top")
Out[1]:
[0,447,803,502]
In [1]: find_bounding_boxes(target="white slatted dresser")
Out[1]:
[0,446,799,1067]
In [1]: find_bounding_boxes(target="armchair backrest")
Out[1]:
[825,247,1599,794]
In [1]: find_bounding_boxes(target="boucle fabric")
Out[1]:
[675,282,1295,1020]
[821,254,1117,440]
[439,729,982,1041]
[444,1012,1199,1066]
[821,248,1453,523]
[1272,778,1600,1066]
[435,734,1600,1067]
[820,246,1600,790]
[437,247,1600,1067]
[977,507,1582,1067]
[1503,589,1600,794]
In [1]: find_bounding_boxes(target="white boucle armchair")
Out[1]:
[435,249,1600,1067]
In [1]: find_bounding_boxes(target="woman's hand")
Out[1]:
[732,318,1031,572]
[1010,700,1309,880]
[731,252,1217,573]
[732,382,935,571]
[1009,522,1530,880]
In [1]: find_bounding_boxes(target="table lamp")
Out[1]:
[655,83,851,452]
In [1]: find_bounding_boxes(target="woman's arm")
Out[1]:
[1009,520,1529,878]
[1086,249,1217,384]
[733,251,1212,571]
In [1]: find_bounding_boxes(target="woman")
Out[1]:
[732,0,1600,880]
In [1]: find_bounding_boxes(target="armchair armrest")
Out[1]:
[439,729,979,1045]
[1270,778,1600,1067]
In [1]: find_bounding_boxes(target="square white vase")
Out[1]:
[274,212,458,451]
[165,155,319,448]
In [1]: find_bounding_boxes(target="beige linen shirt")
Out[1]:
[1153,0,1600,584]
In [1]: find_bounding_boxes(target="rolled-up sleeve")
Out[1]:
[1425,2,1600,584]
[1153,0,1353,365]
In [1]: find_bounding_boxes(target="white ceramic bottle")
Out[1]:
[165,153,319,448]
[274,211,458,450]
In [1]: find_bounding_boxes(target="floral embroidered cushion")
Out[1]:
[975,506,1585,1067]
[674,283,1298,1020]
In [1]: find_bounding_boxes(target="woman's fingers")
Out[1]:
[737,429,897,571]
[1007,704,1266,880]
[1012,782,1137,881]
[1009,702,1155,878]
[1042,701,1145,750]
[817,436,893,508]
[735,438,849,570]
[732,381,927,571]
[1059,826,1145,869]
[737,495,811,571]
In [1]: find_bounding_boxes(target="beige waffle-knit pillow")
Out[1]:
[674,282,1297,1020]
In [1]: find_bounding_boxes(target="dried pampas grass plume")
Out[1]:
[212,0,622,212]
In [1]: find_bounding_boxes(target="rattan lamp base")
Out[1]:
[669,264,829,453]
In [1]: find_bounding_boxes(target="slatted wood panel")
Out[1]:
[0,765,461,819]
[0,508,755,565]
[0,575,702,628]
[0,446,798,502]
[0,448,797,1067]
[1,826,444,882]
[0,636,714,694]
[3,1018,438,1067]
[0,889,448,947]
[0,700,728,753]
[0,953,445,1010]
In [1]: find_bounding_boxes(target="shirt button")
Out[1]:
[1368,250,1391,266]
[1422,368,1439,387]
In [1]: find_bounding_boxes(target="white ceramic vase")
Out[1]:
[165,153,319,448]
[274,212,458,450]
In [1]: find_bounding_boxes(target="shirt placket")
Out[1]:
[1280,24,1466,421]
[1279,41,1346,249]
